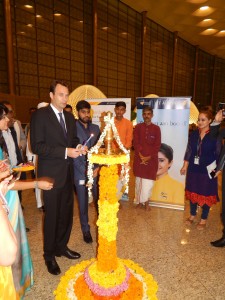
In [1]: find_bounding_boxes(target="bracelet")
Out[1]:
[34,181,38,189]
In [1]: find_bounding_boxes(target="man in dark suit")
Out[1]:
[210,109,225,247]
[30,80,85,275]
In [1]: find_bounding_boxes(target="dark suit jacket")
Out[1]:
[30,105,79,188]
[73,120,100,181]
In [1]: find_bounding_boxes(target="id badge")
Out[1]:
[194,156,199,165]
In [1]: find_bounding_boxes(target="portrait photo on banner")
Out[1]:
[136,97,191,210]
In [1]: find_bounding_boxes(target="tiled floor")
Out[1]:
[23,170,225,300]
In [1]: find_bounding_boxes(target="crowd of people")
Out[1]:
[1,79,225,299]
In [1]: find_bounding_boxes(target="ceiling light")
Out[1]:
[200,28,218,35]
[200,6,209,10]
[79,20,83,23]
[102,27,109,31]
[26,23,33,27]
[215,30,225,37]
[36,14,42,18]
[197,18,216,27]
[24,5,33,8]
[54,12,62,16]
[121,32,128,35]
[192,6,215,16]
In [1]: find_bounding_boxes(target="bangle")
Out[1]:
[34,181,38,188]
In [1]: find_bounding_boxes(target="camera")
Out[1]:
[218,102,225,116]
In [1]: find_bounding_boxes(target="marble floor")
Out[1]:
[22,172,225,300]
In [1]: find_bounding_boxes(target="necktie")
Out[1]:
[58,112,67,139]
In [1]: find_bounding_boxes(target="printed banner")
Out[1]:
[136,97,191,210]
[86,98,131,130]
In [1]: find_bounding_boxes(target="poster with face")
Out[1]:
[136,97,191,210]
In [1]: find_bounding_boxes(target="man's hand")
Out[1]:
[214,170,222,178]
[67,148,81,158]
[93,167,99,178]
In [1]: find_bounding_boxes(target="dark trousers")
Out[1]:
[43,170,74,261]
[190,201,210,220]
[74,181,90,233]
[74,176,99,233]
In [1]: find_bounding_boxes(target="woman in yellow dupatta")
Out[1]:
[0,172,18,300]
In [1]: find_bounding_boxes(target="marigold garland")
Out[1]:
[54,147,158,300]
[54,258,158,300]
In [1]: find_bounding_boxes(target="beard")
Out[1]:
[79,116,90,124]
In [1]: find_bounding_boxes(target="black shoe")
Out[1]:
[45,259,61,275]
[26,227,30,232]
[55,248,81,259]
[210,237,225,247]
[38,206,45,212]
[83,231,93,243]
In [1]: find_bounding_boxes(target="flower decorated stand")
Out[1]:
[54,112,158,300]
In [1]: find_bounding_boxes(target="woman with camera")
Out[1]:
[180,109,221,230]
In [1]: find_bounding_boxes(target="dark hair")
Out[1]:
[0,104,9,154]
[0,104,8,119]
[159,143,173,162]
[143,106,153,114]
[76,100,91,111]
[0,100,10,106]
[198,108,213,121]
[49,80,69,94]
[115,101,126,109]
[65,104,72,110]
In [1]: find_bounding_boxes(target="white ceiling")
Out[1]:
[121,0,225,59]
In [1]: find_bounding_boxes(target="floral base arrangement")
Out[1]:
[54,258,158,300]
[54,115,158,300]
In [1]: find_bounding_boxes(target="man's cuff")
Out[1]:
[65,148,68,159]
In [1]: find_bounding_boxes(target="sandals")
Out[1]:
[197,223,206,230]
[185,217,194,225]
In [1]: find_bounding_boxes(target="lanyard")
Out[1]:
[196,129,209,157]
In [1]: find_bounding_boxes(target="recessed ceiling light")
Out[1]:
[200,28,218,35]
[200,6,209,10]
[215,30,225,37]
[26,23,33,27]
[79,20,83,23]
[192,6,215,16]
[36,14,42,18]
[24,5,33,9]
[54,12,62,16]
[197,18,216,27]
[121,32,128,35]
[102,27,109,31]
